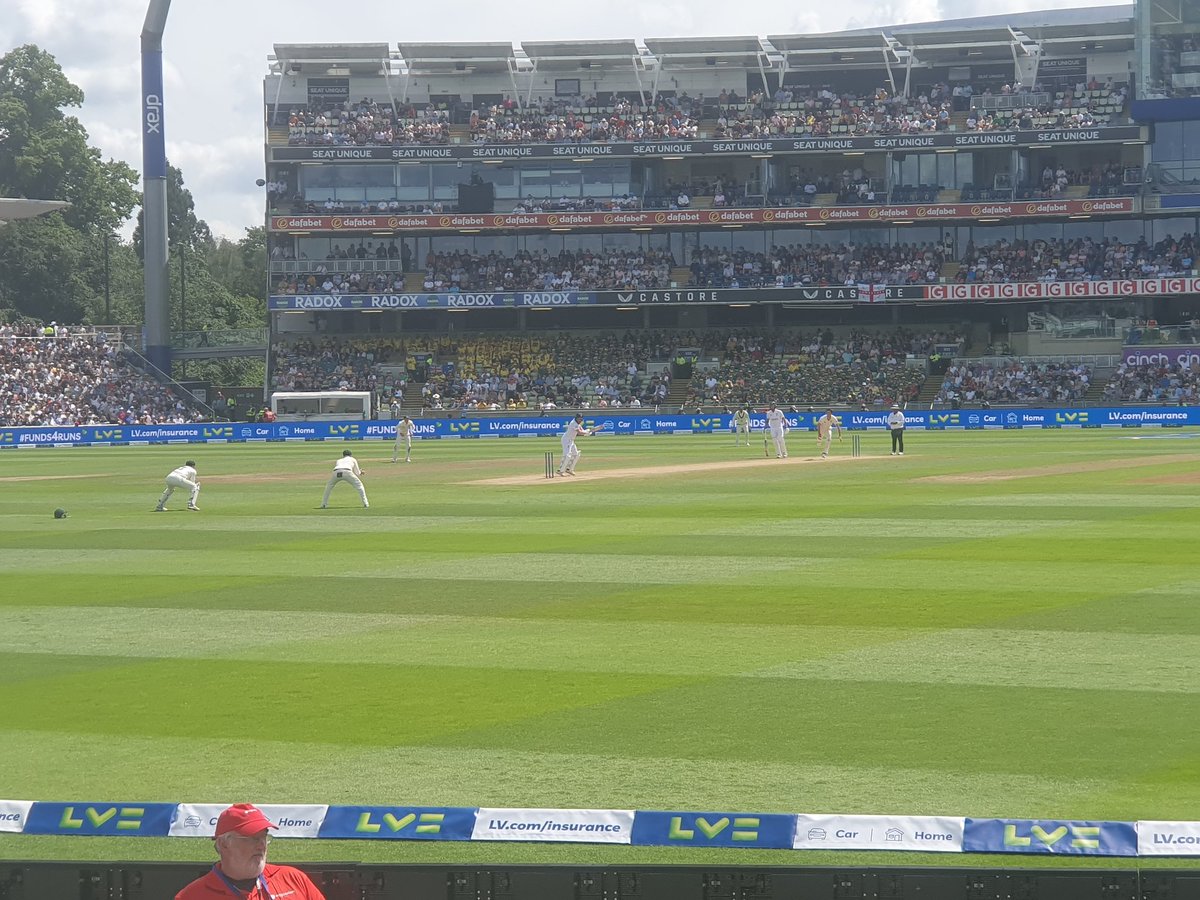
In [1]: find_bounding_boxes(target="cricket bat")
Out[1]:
[763,437,769,458]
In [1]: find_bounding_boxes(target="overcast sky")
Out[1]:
[4,0,1128,240]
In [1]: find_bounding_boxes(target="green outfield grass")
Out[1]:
[2,428,1199,869]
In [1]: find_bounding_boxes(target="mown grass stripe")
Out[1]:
[0,729,1132,818]
[755,628,1200,693]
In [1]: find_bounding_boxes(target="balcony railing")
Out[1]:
[970,92,1052,111]
[171,328,269,349]
[269,259,404,275]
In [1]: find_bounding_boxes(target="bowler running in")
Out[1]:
[392,415,415,463]
[817,409,843,458]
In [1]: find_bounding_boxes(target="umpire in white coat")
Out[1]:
[887,404,906,455]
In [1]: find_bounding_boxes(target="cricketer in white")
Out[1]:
[559,414,595,476]
[156,460,200,511]
[766,405,788,458]
[322,450,369,508]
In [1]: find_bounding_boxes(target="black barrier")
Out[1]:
[3,862,1198,899]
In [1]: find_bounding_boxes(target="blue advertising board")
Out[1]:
[1,407,1196,449]
[631,811,797,849]
[963,818,1139,856]
[0,799,1184,855]
[24,802,177,837]
[317,805,477,841]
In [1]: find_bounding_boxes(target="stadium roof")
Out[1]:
[856,4,1133,35]
[520,40,641,60]
[397,42,515,74]
[520,39,644,72]
[266,6,1139,80]
[643,36,767,67]
[0,199,70,226]
[768,32,901,69]
[889,26,1034,62]
[272,43,392,75]
[1021,19,1136,55]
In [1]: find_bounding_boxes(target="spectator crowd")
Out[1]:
[956,234,1197,284]
[936,360,1092,404]
[288,99,450,146]
[419,332,671,410]
[471,97,699,143]
[270,233,1195,299]
[965,81,1127,131]
[418,247,675,293]
[690,243,946,288]
[273,242,957,296]
[271,336,405,397]
[1103,360,1200,403]
[686,328,954,408]
[0,325,209,427]
[714,84,954,138]
[271,327,965,412]
[279,80,1128,151]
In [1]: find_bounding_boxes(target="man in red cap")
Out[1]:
[175,803,325,899]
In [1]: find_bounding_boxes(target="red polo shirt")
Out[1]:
[175,863,325,900]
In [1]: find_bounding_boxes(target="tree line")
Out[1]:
[0,44,265,385]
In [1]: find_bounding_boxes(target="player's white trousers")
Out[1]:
[159,474,199,506]
[323,471,369,507]
[560,439,580,473]
[771,430,788,458]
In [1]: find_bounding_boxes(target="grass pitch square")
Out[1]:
[2,430,1200,867]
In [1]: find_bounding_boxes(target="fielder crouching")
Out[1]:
[156,460,200,511]
[321,449,369,508]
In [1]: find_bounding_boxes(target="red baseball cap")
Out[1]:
[215,804,277,837]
